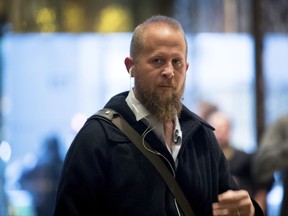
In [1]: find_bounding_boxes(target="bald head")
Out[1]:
[130,15,188,60]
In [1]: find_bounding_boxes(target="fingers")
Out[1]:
[212,202,239,216]
[212,190,255,216]
[218,190,248,206]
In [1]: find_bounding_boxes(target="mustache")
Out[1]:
[158,80,177,88]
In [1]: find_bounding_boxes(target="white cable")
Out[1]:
[174,198,181,216]
[129,76,133,91]
[140,120,176,178]
[141,120,180,215]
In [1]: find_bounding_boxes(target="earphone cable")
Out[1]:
[140,119,176,178]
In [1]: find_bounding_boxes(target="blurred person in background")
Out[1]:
[253,113,288,216]
[207,110,270,214]
[196,100,219,121]
[19,135,63,216]
[0,156,9,216]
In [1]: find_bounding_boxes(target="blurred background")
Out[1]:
[0,0,287,215]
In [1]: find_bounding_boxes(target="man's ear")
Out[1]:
[124,57,134,74]
[186,63,189,71]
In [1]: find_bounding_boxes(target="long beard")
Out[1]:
[136,81,184,122]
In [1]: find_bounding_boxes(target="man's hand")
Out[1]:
[212,190,255,216]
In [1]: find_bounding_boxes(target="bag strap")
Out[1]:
[94,108,195,216]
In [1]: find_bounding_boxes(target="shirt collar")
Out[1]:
[125,89,151,121]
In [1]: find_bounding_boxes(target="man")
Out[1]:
[20,135,64,216]
[253,113,288,216]
[207,111,255,190]
[53,15,263,215]
[0,157,9,216]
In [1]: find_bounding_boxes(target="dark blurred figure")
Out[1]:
[253,113,288,216]
[19,135,63,216]
[207,111,269,214]
[0,156,9,216]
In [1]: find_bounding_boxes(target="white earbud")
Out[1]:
[128,67,133,77]
[128,66,134,90]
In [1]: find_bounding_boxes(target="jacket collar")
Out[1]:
[104,91,214,132]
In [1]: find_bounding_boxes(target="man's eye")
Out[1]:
[153,59,163,64]
[173,59,183,67]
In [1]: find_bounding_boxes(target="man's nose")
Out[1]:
[161,63,174,79]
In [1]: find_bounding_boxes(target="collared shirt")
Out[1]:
[125,90,182,163]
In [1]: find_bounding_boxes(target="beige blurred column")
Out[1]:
[223,0,237,32]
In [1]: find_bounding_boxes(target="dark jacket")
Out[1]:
[53,91,263,216]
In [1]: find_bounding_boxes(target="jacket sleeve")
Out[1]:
[53,120,110,216]
[207,127,264,216]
